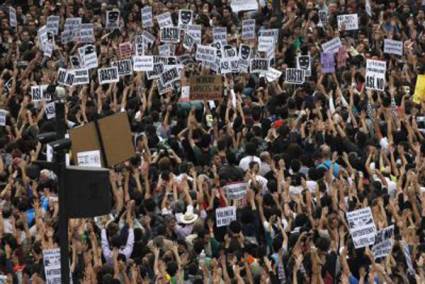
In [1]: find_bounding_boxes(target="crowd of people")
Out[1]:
[1,0,425,283]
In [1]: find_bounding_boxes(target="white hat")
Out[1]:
[179,206,198,225]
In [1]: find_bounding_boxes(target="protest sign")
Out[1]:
[142,31,156,47]
[413,75,425,104]
[189,75,223,101]
[216,206,237,227]
[72,68,90,86]
[38,26,54,57]
[220,57,239,74]
[230,0,259,13]
[258,29,279,43]
[133,56,154,71]
[258,36,274,52]
[322,37,342,54]
[79,23,95,43]
[213,27,227,44]
[337,14,358,31]
[70,56,81,68]
[0,110,7,126]
[79,44,98,69]
[285,68,305,84]
[119,42,133,59]
[265,67,282,82]
[9,7,17,28]
[146,63,164,80]
[106,9,120,30]
[223,45,237,58]
[160,27,180,43]
[183,33,195,50]
[159,44,171,57]
[43,248,62,284]
[196,45,216,64]
[297,55,311,77]
[98,67,119,85]
[242,19,256,40]
[45,102,56,120]
[156,12,173,28]
[57,68,75,87]
[141,6,153,28]
[250,58,269,73]
[224,182,248,200]
[365,59,386,91]
[372,225,394,259]
[318,10,328,27]
[384,39,403,56]
[178,10,193,28]
[77,150,102,168]
[365,0,372,17]
[113,59,133,76]
[238,44,252,71]
[346,207,376,248]
[159,67,180,86]
[63,17,81,43]
[320,52,335,74]
[46,15,60,35]
[187,25,202,44]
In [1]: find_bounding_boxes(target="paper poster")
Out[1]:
[242,19,256,40]
[265,67,282,82]
[141,6,153,28]
[178,10,193,28]
[79,23,95,43]
[196,45,216,64]
[258,36,275,52]
[160,27,180,43]
[119,42,133,59]
[220,57,239,74]
[0,110,7,126]
[320,52,335,73]
[43,248,62,284]
[159,67,180,86]
[372,225,394,259]
[57,68,75,87]
[346,207,376,248]
[189,75,222,101]
[79,44,98,69]
[38,26,54,57]
[46,15,60,35]
[45,102,56,120]
[133,56,154,71]
[384,39,403,56]
[285,68,305,84]
[213,27,227,44]
[146,63,164,80]
[337,14,359,31]
[216,206,237,227]
[72,68,90,86]
[106,9,120,30]
[113,59,133,76]
[230,0,259,13]
[297,55,311,77]
[258,29,279,43]
[186,24,202,44]
[63,17,81,43]
[183,33,195,50]
[413,75,425,104]
[31,85,49,102]
[249,58,269,73]
[365,59,386,91]
[238,44,252,71]
[322,37,342,54]
[224,182,248,200]
[156,12,173,28]
[77,150,102,168]
[98,67,119,85]
[9,7,17,28]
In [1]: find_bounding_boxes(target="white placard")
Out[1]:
[265,67,282,82]
[213,27,227,44]
[183,33,195,50]
[46,15,60,35]
[79,23,95,44]
[70,55,81,68]
[156,12,173,28]
[337,14,358,31]
[38,26,54,57]
[141,6,153,28]
[98,67,119,85]
[159,44,171,57]
[146,63,164,80]
[72,68,90,86]
[220,57,239,74]
[43,248,62,284]
[216,206,237,227]
[258,29,279,43]
[365,59,386,91]
[9,7,17,28]
[224,182,248,200]
[249,58,269,73]
[31,85,49,101]
[63,17,81,43]
[57,68,75,87]
[242,19,256,40]
[45,102,56,120]
[133,56,154,71]
[372,225,394,259]
[322,37,342,54]
[113,59,133,76]
[346,207,376,249]
[238,44,251,71]
[142,31,156,47]
[196,45,216,64]
[106,9,120,30]
[297,55,311,77]
[79,44,98,69]
[187,24,202,44]
[285,68,305,84]
[318,10,328,27]
[0,110,7,126]
[258,36,274,52]
[160,27,180,43]
[159,67,180,86]
[178,10,193,28]
[230,0,259,13]
[365,0,372,16]
[77,150,102,168]
[384,39,403,56]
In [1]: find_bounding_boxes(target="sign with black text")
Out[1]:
[285,68,305,84]
[249,58,269,73]
[365,59,386,91]
[160,27,180,43]
[216,206,237,227]
[347,207,376,249]
[98,67,119,85]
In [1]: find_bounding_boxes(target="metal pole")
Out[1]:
[55,100,70,284]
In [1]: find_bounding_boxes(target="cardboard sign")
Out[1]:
[43,248,62,284]
[72,68,90,86]
[189,75,223,101]
[113,59,133,76]
[77,150,102,168]
[249,58,269,73]
[220,57,239,74]
[119,42,133,59]
[265,67,282,82]
[141,6,153,28]
[79,44,98,69]
[216,206,237,227]
[196,45,216,63]
[322,37,342,54]
[337,14,358,31]
[57,68,75,87]
[106,9,120,30]
[213,27,227,44]
[224,182,247,200]
[242,19,256,40]
[346,207,376,249]
[186,24,202,44]
[230,0,259,13]
[159,67,180,86]
[45,102,56,120]
[98,67,119,85]
[178,10,193,27]
[46,15,60,35]
[156,12,173,28]
[160,27,180,43]
[0,110,7,126]
[372,225,394,259]
[320,52,335,74]
[133,55,154,71]
[285,68,305,84]
[9,7,17,28]
[384,39,403,56]
[258,36,274,52]
[297,55,311,77]
[79,23,95,43]
[365,59,386,91]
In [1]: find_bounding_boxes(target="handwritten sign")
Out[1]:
[189,75,223,101]
[216,206,237,227]
[337,14,358,31]
[365,59,386,91]
[347,207,376,249]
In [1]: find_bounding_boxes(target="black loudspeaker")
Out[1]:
[64,166,113,218]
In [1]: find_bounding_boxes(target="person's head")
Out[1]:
[245,142,257,156]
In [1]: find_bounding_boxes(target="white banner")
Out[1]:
[98,67,119,85]
[77,150,102,168]
[242,19,256,40]
[216,206,237,227]
[322,37,342,54]
[230,0,259,13]
[372,225,394,259]
[285,68,305,84]
[384,39,403,56]
[346,207,376,249]
[141,6,153,28]
[365,59,386,91]
[337,14,359,31]
[223,182,248,200]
